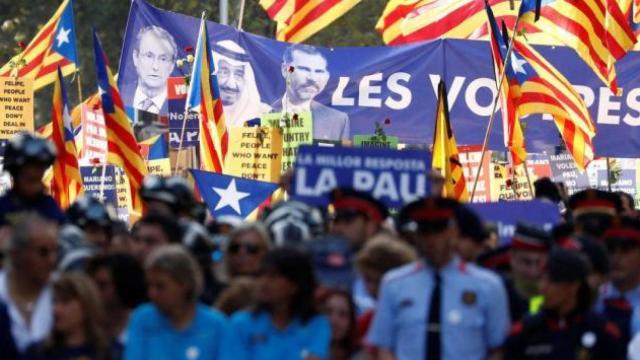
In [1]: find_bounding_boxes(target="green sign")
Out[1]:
[353,134,399,149]
[261,111,313,172]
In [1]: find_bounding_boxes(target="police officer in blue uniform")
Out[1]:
[504,249,625,359]
[366,197,510,360]
[0,132,64,226]
[596,216,640,345]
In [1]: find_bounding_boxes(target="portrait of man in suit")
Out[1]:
[127,25,177,115]
[273,44,350,141]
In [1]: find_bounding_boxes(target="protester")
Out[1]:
[504,223,552,321]
[0,214,58,353]
[226,247,331,359]
[214,276,257,315]
[597,217,640,344]
[504,249,625,359]
[23,273,114,360]
[0,132,64,226]
[86,253,147,351]
[453,204,489,262]
[353,234,417,350]
[224,223,271,279]
[129,213,182,261]
[317,288,359,360]
[124,245,227,359]
[367,197,510,359]
[617,191,637,217]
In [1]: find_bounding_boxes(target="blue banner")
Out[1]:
[80,166,117,207]
[292,145,431,208]
[118,0,640,158]
[469,200,561,245]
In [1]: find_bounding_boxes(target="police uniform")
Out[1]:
[366,197,510,360]
[504,223,552,322]
[596,218,640,344]
[0,189,65,226]
[504,249,626,360]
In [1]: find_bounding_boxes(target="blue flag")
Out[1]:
[191,170,278,218]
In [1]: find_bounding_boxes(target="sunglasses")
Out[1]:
[228,243,262,255]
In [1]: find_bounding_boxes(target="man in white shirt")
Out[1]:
[127,25,177,115]
[0,214,57,353]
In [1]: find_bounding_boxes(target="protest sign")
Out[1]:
[353,135,399,149]
[469,200,561,245]
[548,152,590,195]
[261,111,313,172]
[80,166,117,207]
[459,145,492,203]
[0,77,33,139]
[119,0,640,159]
[167,77,199,148]
[114,167,132,223]
[292,145,430,208]
[147,158,171,176]
[80,103,107,165]
[225,127,283,182]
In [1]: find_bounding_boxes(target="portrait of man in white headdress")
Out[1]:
[213,40,271,128]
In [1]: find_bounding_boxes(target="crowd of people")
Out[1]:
[1,131,640,359]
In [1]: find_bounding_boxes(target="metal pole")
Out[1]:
[470,15,522,201]
[220,0,229,25]
[238,0,247,30]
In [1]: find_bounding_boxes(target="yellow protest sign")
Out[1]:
[225,127,283,182]
[114,167,132,224]
[0,77,34,139]
[147,158,171,176]
[261,111,313,172]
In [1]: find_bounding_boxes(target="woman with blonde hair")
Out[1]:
[24,273,113,360]
[224,223,271,279]
[124,245,227,360]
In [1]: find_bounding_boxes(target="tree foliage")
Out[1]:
[0,0,388,127]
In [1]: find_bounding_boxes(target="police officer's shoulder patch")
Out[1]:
[461,290,477,306]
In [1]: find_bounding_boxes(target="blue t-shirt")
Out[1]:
[124,303,227,360]
[226,310,331,360]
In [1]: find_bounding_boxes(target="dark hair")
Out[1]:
[283,44,325,65]
[617,191,635,209]
[534,177,562,203]
[317,287,359,358]
[133,213,183,244]
[255,247,318,323]
[86,253,147,309]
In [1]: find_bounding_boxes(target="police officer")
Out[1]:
[504,249,625,359]
[367,197,510,359]
[567,189,622,238]
[504,223,552,322]
[596,216,640,345]
[0,132,63,226]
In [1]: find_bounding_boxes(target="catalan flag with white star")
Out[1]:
[432,80,469,202]
[186,17,228,173]
[0,0,78,90]
[92,30,147,214]
[51,67,82,208]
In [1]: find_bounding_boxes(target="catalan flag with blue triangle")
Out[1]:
[51,67,82,209]
[186,17,228,173]
[92,30,148,214]
[486,2,596,169]
[0,0,78,90]
[191,170,278,219]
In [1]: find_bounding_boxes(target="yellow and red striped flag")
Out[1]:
[92,31,147,214]
[186,17,228,173]
[432,80,469,202]
[486,4,526,165]
[488,19,596,169]
[519,0,636,94]
[261,0,362,43]
[50,67,82,208]
[0,0,78,90]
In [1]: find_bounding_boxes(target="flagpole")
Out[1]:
[75,70,83,103]
[99,163,107,201]
[238,0,247,30]
[470,15,522,201]
[173,108,191,175]
[522,161,534,198]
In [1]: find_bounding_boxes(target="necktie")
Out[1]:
[139,97,155,112]
[426,271,442,360]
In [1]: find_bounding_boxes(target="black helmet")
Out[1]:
[139,176,196,215]
[66,195,115,229]
[4,132,57,175]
